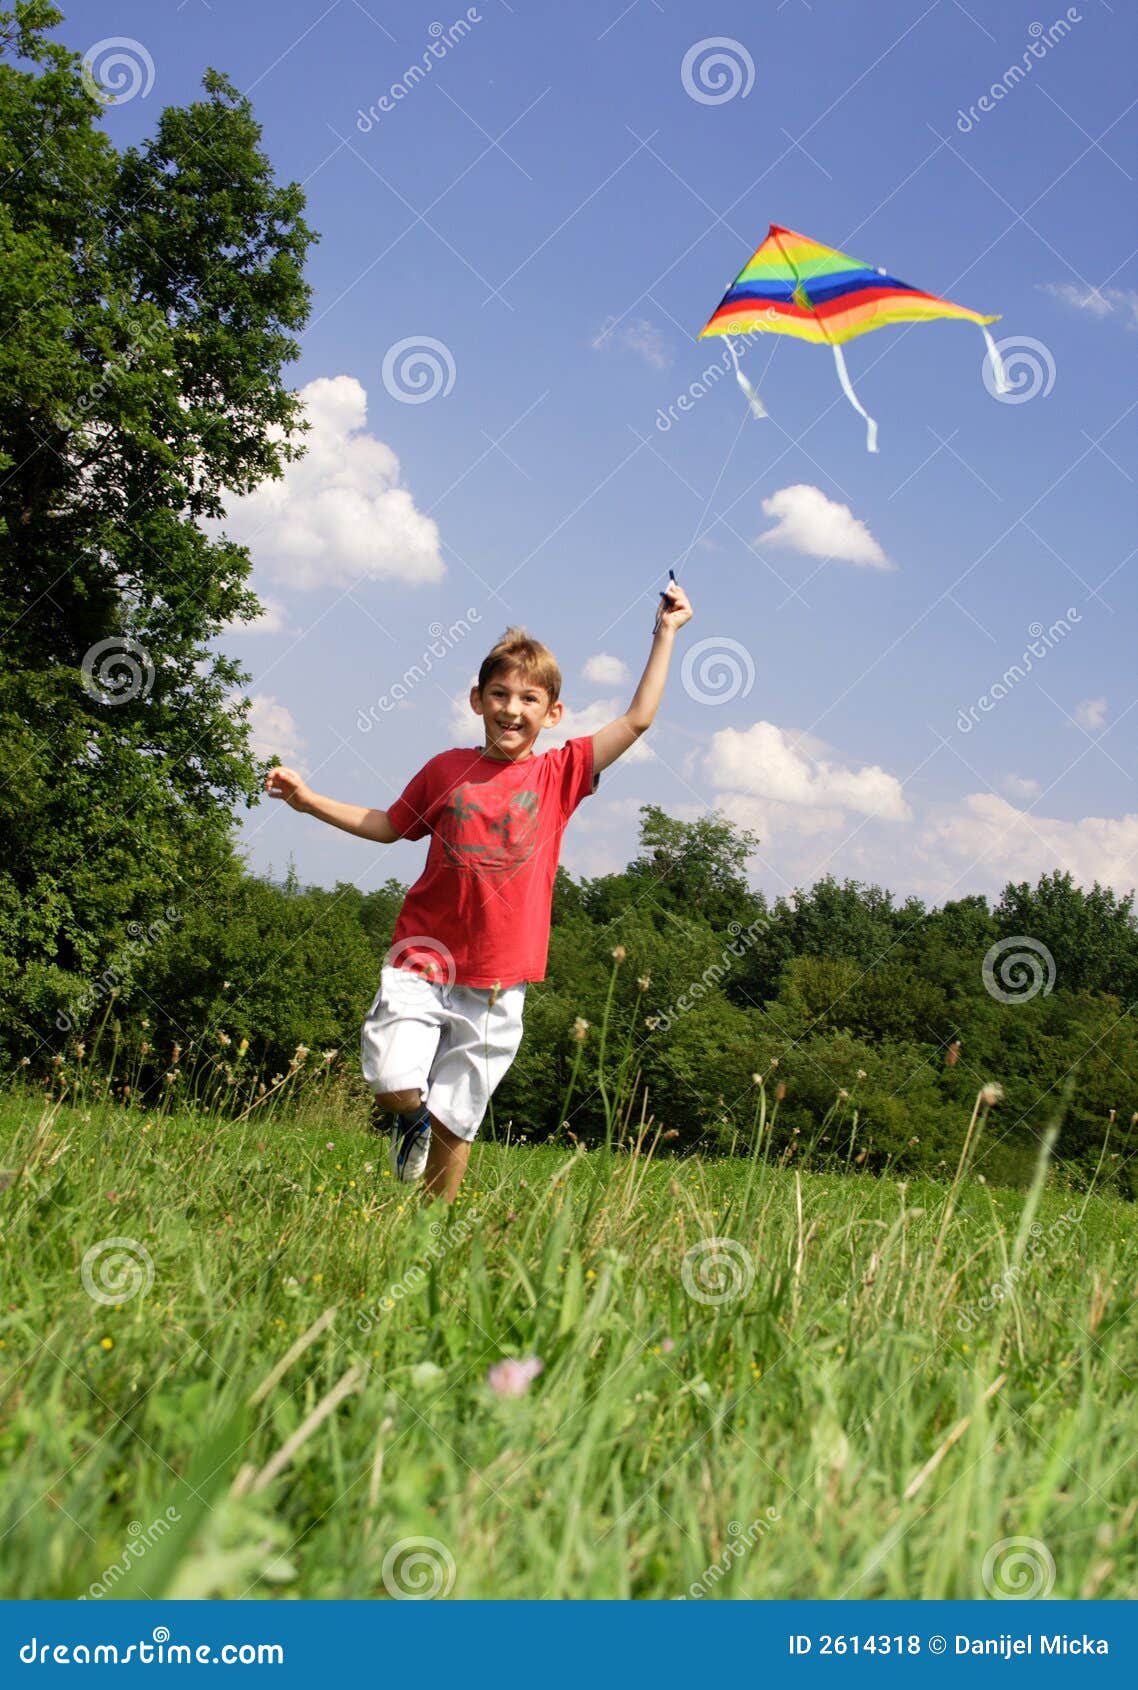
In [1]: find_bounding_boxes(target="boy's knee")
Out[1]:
[374,1086,423,1114]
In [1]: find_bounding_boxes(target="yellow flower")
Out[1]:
[611,946,626,962]
[100,1337,114,1351]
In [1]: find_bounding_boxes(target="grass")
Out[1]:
[0,1086,1135,1601]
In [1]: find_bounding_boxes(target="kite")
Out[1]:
[699,223,1007,452]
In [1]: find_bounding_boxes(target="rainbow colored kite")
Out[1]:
[699,224,1006,452]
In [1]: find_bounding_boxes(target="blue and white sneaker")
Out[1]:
[389,1104,431,1183]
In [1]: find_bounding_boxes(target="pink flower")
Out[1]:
[487,1356,544,1398]
[660,1337,675,1353]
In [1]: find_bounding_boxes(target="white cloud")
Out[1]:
[223,593,288,636]
[1040,283,1138,329]
[583,653,630,686]
[243,694,305,764]
[449,689,655,763]
[1074,696,1108,731]
[923,793,1138,898]
[706,721,911,821]
[590,314,671,369]
[758,483,891,569]
[210,376,443,591]
[1002,773,1041,800]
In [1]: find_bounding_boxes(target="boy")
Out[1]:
[265,578,693,1201]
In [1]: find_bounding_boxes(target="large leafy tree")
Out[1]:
[0,2,315,1047]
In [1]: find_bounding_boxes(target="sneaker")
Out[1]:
[389,1104,431,1183]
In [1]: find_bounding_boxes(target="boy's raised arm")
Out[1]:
[591,579,693,776]
[265,766,400,844]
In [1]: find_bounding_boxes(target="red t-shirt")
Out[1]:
[385,736,597,987]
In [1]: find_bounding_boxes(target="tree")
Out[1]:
[623,803,764,931]
[0,2,315,1048]
[994,871,1138,1001]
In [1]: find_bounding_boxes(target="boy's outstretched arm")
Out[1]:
[591,579,693,776]
[264,766,400,843]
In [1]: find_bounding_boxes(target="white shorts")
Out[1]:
[360,966,527,1142]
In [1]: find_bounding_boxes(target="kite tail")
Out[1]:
[832,343,878,454]
[727,337,767,421]
[981,325,1009,395]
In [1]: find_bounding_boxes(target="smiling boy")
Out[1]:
[265,578,692,1200]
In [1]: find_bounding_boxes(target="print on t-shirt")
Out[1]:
[437,781,541,877]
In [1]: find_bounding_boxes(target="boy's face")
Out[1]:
[470,665,563,761]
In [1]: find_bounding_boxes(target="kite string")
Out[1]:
[832,344,879,454]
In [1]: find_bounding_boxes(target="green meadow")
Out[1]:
[1,1087,1134,1601]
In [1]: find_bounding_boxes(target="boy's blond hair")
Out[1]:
[477,626,561,704]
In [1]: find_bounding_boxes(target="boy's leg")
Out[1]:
[361,968,443,1181]
[421,1115,470,1203]
[421,980,527,1203]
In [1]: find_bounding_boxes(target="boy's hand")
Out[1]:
[265,765,311,812]
[654,577,693,636]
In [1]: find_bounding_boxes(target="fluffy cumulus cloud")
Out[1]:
[758,484,891,569]
[1040,283,1138,329]
[1074,697,1108,731]
[242,694,305,764]
[210,376,443,590]
[705,721,911,823]
[923,794,1138,898]
[449,689,654,763]
[582,653,630,686]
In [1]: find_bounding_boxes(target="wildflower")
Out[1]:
[774,1081,786,1102]
[645,1016,661,1031]
[100,1337,113,1351]
[326,1141,334,1150]
[140,1041,151,1056]
[854,1150,867,1165]
[218,1032,231,1047]
[18,1056,29,1067]
[488,1356,544,1398]
[257,1082,267,1097]
[660,1337,675,1353]
[1132,1113,1138,1128]
[856,1069,867,1080]
[977,1174,987,1185]
[662,1128,679,1141]
[909,1136,920,1147]
[637,974,651,992]
[141,1018,149,1029]
[946,1040,961,1067]
[323,1049,338,1063]
[769,1057,779,1070]
[980,1083,1003,1107]
[839,1088,850,1101]
[1108,1108,1117,1124]
[572,1017,589,1042]
[222,980,231,990]
[294,1045,310,1062]
[51,1054,64,1068]
[76,1042,86,1061]
[752,1073,763,1086]
[237,1037,249,1057]
[172,1044,181,1063]
[611,946,626,963]
[164,1072,175,1086]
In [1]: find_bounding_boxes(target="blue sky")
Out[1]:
[74,0,1137,906]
